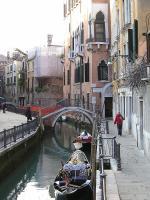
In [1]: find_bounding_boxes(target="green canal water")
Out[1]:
[0,122,79,200]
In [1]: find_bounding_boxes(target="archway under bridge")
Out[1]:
[42,106,94,127]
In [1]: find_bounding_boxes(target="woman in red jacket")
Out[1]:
[114,112,124,136]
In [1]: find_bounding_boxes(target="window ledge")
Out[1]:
[141,77,150,82]
[97,80,109,83]
[88,41,109,45]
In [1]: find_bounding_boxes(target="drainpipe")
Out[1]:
[69,5,72,105]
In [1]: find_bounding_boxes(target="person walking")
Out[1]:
[25,106,32,122]
[2,102,7,113]
[114,112,124,136]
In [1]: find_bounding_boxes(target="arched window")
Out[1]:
[97,60,108,80]
[95,11,105,42]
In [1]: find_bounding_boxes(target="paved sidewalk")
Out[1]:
[108,120,150,200]
[0,111,27,132]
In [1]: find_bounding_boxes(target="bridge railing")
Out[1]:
[56,98,101,113]
[0,119,39,150]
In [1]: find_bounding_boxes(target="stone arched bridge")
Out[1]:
[42,106,94,127]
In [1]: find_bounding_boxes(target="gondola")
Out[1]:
[53,150,93,200]
[73,130,92,152]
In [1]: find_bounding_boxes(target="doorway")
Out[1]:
[105,97,113,118]
[139,100,144,150]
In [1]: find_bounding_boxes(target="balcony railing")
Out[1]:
[86,38,95,43]
[68,50,75,60]
[86,38,109,44]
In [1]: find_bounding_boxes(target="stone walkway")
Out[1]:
[108,120,150,200]
[0,111,27,132]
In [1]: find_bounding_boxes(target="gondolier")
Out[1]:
[53,150,93,200]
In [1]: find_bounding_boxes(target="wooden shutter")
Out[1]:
[128,29,133,61]
[134,19,138,57]
[85,63,89,82]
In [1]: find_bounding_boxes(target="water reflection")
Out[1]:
[0,125,71,200]
[54,121,79,150]
[0,122,79,200]
[0,146,40,200]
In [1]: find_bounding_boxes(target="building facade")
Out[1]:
[0,55,7,97]
[28,45,64,106]
[110,0,150,157]
[5,49,28,105]
[63,0,112,117]
[27,54,35,104]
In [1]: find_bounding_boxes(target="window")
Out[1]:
[81,23,84,44]
[13,64,16,72]
[95,11,105,42]
[7,78,9,84]
[85,59,89,82]
[67,69,70,85]
[87,93,90,109]
[97,60,108,80]
[14,76,16,84]
[10,65,13,72]
[122,0,125,25]
[80,58,84,83]
[72,34,75,51]
[75,62,80,83]
[64,71,65,85]
[27,78,29,92]
[128,20,138,61]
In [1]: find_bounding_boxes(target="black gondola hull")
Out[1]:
[55,181,93,200]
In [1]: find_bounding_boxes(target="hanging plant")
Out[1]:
[124,60,147,92]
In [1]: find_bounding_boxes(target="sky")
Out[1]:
[0,0,65,55]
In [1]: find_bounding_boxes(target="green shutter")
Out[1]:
[85,63,89,82]
[133,19,138,59]
[128,29,133,61]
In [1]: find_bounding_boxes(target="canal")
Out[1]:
[0,121,81,200]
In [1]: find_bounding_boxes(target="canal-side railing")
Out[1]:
[101,136,121,166]
[0,119,39,150]
[102,136,116,158]
[99,134,107,200]
[96,116,121,200]
[98,135,121,200]
[113,139,121,170]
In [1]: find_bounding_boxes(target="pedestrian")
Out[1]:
[2,102,7,113]
[114,112,124,136]
[25,106,32,122]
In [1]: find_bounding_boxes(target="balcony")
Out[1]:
[77,44,84,56]
[86,37,109,44]
[86,38,95,43]
[68,50,75,60]
[86,38,109,51]
[141,64,150,81]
